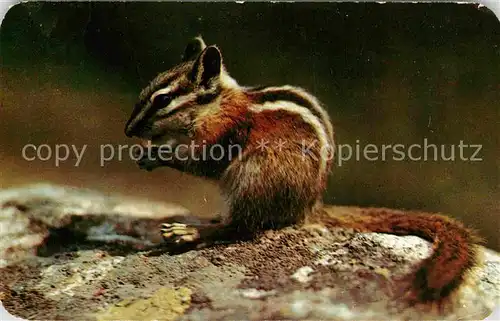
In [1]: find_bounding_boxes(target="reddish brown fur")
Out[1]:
[186,90,325,232]
[126,38,482,305]
[310,206,482,302]
[193,91,250,147]
[173,88,481,303]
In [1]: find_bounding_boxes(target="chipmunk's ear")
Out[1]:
[191,45,222,87]
[182,36,207,62]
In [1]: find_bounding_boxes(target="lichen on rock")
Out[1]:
[1,184,499,320]
[96,287,192,321]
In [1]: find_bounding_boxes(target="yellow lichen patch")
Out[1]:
[373,267,391,279]
[96,287,192,321]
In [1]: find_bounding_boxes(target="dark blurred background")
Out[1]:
[1,2,499,249]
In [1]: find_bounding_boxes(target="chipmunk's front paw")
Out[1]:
[136,157,160,171]
[161,223,200,244]
[133,147,161,171]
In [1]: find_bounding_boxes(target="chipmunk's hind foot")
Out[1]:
[161,222,200,244]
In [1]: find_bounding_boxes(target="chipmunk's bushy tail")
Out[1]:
[314,206,483,302]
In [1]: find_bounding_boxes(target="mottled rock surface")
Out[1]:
[0,184,499,320]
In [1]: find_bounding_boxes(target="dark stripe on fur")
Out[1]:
[126,86,191,135]
[251,89,326,127]
[196,87,222,105]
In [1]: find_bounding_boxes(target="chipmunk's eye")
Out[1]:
[153,94,172,107]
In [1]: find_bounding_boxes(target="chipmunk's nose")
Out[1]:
[125,103,145,137]
[125,120,153,139]
[124,124,136,138]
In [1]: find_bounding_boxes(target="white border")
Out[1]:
[0,0,500,24]
[0,302,24,321]
[0,1,497,320]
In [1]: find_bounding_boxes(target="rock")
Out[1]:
[96,287,192,321]
[0,184,191,268]
[0,184,499,320]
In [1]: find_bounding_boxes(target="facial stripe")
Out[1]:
[126,82,181,134]
[249,100,331,182]
[127,83,223,136]
[156,84,222,117]
[196,87,222,105]
[139,63,193,102]
[156,93,197,117]
[150,83,178,103]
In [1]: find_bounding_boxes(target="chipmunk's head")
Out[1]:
[124,36,238,144]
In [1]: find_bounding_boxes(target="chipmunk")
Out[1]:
[124,36,481,303]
